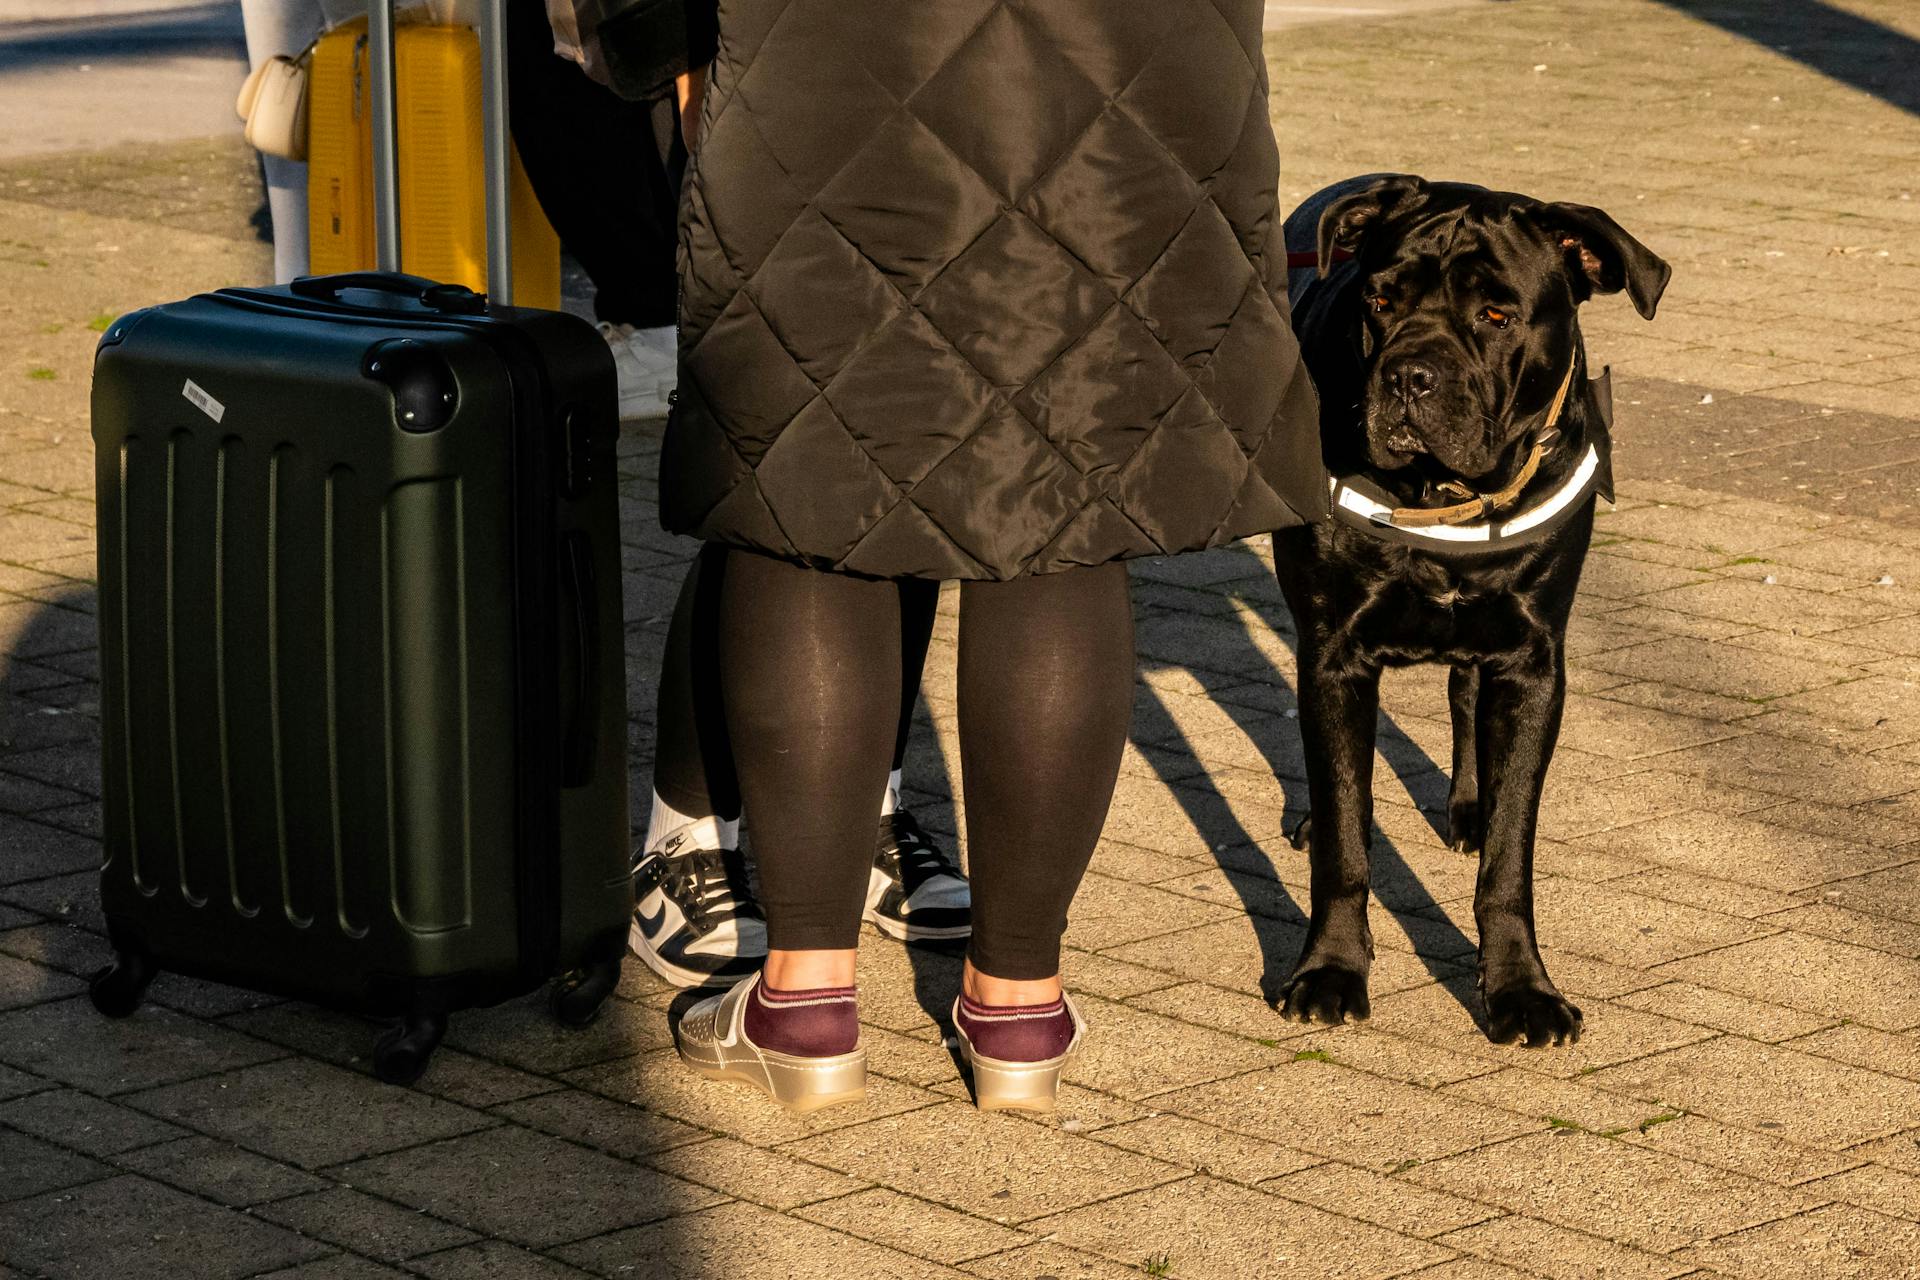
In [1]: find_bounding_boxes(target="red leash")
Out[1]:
[1285,248,1352,270]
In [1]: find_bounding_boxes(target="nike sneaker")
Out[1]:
[864,809,971,942]
[629,834,767,988]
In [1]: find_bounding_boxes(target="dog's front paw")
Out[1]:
[1484,984,1583,1047]
[1278,965,1371,1025]
[1446,799,1481,853]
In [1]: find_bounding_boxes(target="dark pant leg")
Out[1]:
[655,548,931,821]
[719,552,903,951]
[893,580,939,771]
[652,543,739,820]
[505,0,682,328]
[957,563,1135,980]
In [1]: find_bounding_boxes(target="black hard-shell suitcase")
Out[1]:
[86,0,631,1085]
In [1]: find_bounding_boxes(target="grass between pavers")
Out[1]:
[1545,1109,1688,1138]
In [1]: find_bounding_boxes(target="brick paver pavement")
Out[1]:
[3,2,1919,1277]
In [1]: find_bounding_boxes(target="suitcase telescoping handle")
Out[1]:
[366,0,515,305]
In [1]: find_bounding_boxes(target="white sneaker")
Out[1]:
[629,832,768,989]
[598,322,677,421]
[864,809,972,942]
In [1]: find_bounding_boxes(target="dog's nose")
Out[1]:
[1386,359,1438,401]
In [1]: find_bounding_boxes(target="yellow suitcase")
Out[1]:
[307,17,560,309]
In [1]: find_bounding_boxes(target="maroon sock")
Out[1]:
[741,978,859,1056]
[956,994,1075,1062]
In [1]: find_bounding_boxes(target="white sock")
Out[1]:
[880,768,904,817]
[645,789,739,856]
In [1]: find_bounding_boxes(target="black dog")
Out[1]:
[1272,174,1669,1046]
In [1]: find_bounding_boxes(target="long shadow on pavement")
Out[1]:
[0,583,108,910]
[1130,541,1483,1022]
[0,3,244,74]
[895,685,968,1061]
[1652,0,1920,118]
[893,542,1483,1041]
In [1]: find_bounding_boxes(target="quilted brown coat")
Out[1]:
[662,0,1326,580]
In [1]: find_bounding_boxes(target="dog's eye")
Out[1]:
[1367,295,1391,315]
[1479,306,1514,329]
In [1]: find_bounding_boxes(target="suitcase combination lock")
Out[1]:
[364,338,459,432]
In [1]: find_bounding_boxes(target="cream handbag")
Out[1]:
[235,51,312,162]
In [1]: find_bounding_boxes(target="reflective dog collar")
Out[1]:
[1326,364,1614,553]
[1329,443,1602,547]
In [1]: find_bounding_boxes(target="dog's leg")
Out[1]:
[1473,648,1583,1047]
[1278,648,1380,1026]
[1446,664,1482,853]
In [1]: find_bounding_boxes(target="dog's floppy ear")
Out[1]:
[1535,202,1671,320]
[1316,174,1423,276]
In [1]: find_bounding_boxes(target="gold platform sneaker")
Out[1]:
[952,994,1086,1114]
[675,975,867,1113]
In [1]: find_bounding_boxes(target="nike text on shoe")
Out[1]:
[630,835,766,988]
[865,809,971,942]
[676,974,867,1113]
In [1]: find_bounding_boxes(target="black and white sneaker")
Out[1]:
[865,809,971,942]
[630,834,768,988]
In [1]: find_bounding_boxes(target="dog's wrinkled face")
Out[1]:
[1319,177,1670,480]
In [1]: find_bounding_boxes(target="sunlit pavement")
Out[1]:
[3,2,1920,1277]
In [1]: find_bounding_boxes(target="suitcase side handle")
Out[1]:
[290,272,488,315]
[560,530,600,787]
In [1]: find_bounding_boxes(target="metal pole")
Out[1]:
[368,0,401,272]
[478,0,513,305]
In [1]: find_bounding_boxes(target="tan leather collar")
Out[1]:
[1388,352,1579,529]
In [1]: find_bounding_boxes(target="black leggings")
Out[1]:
[653,544,938,821]
[718,551,1135,980]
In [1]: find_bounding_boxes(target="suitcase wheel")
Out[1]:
[89,950,155,1018]
[373,1006,448,1086]
[549,957,621,1029]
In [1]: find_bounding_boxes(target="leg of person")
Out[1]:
[631,544,765,988]
[887,578,939,808]
[675,551,903,1111]
[238,0,328,282]
[653,546,741,828]
[865,579,973,943]
[505,0,680,417]
[258,155,310,285]
[950,562,1135,1111]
